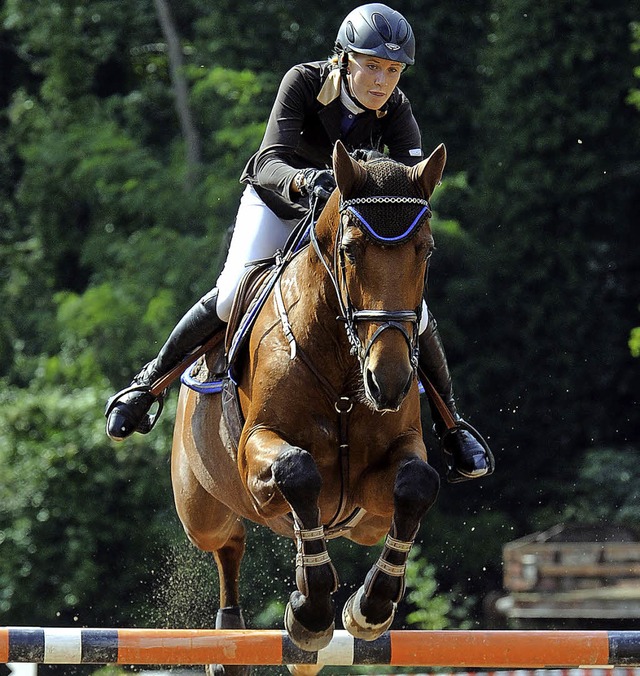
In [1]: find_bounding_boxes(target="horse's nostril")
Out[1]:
[366,369,381,401]
[404,370,414,397]
[365,361,414,412]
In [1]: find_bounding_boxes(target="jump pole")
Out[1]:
[2,629,640,667]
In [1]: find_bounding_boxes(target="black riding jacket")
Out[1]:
[241,60,423,220]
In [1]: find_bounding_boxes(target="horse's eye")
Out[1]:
[342,243,357,264]
[417,242,435,262]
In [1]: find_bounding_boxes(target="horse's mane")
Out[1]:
[349,148,386,164]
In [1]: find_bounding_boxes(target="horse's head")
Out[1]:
[323,140,446,412]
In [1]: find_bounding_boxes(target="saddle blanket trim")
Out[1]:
[181,364,226,394]
[181,368,426,396]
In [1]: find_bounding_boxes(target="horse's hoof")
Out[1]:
[206,665,251,675]
[287,664,324,675]
[206,606,250,674]
[285,601,334,652]
[342,587,395,641]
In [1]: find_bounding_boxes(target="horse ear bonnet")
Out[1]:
[342,158,431,245]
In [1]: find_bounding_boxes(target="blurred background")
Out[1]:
[1,0,639,673]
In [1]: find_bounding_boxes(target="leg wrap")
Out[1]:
[367,532,415,604]
[293,522,337,596]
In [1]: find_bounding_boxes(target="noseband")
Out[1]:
[310,193,432,372]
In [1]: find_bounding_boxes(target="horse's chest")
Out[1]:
[282,403,402,466]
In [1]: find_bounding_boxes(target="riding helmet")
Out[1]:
[335,3,415,66]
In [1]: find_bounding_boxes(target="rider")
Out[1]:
[105,3,491,483]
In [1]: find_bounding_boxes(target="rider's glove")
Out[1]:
[296,168,336,201]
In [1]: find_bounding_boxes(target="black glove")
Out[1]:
[298,168,336,200]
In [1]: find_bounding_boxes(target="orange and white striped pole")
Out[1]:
[2,628,640,667]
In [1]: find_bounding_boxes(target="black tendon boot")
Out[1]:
[105,288,225,441]
[418,313,494,483]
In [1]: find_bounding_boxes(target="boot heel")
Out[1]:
[105,384,163,441]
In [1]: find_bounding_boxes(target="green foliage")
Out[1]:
[630,325,640,358]
[445,0,640,518]
[405,548,452,629]
[0,376,178,626]
[53,226,218,386]
[189,65,273,227]
[1,0,639,637]
[559,447,640,526]
[628,23,640,357]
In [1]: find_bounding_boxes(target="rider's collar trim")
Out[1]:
[340,83,365,115]
[317,68,341,106]
[317,67,389,118]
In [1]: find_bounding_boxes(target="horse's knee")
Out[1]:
[395,458,440,516]
[272,448,322,505]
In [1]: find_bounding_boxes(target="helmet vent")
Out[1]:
[345,21,356,44]
[371,12,393,43]
[396,19,409,45]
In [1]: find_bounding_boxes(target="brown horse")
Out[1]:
[171,141,446,672]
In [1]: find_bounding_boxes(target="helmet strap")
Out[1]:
[338,51,370,112]
[339,50,350,77]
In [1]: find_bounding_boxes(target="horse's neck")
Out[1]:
[289,247,340,325]
[283,243,350,357]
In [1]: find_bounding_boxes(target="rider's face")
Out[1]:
[347,53,404,110]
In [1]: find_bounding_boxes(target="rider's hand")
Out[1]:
[296,169,336,201]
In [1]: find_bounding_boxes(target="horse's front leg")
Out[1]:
[343,452,440,640]
[242,428,338,652]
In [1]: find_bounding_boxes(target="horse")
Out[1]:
[170,140,446,674]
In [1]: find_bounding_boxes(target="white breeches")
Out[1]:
[215,186,297,322]
[215,185,429,333]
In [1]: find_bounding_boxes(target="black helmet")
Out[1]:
[335,3,415,66]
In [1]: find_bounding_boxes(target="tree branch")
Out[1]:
[153,0,202,185]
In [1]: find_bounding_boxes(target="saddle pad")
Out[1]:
[180,347,244,452]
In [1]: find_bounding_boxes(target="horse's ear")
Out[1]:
[333,140,367,198]
[409,143,447,198]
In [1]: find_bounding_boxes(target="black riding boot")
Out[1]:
[419,312,493,483]
[105,288,225,441]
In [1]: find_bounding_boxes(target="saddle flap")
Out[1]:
[221,378,244,454]
[225,262,274,356]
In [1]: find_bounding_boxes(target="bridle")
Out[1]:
[310,193,432,373]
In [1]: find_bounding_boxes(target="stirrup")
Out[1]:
[438,419,495,484]
[104,383,166,436]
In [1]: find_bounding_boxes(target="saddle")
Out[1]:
[181,255,285,452]
[181,201,318,445]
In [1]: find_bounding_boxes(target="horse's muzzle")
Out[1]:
[364,357,414,412]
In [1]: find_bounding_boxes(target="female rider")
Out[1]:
[105,3,491,483]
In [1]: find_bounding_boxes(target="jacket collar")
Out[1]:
[317,67,341,106]
[317,67,388,118]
